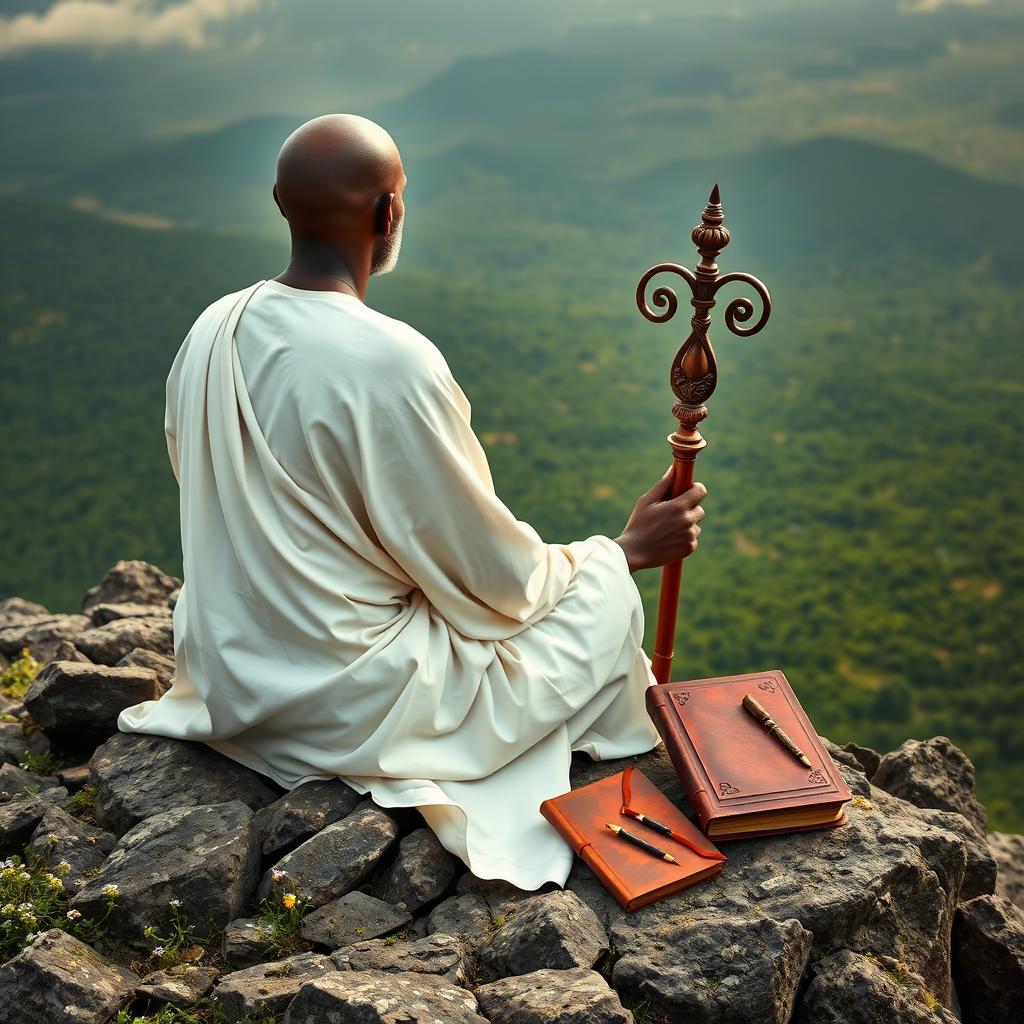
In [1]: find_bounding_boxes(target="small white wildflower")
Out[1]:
[168,898,182,908]
[152,945,165,956]
[101,884,119,897]
[66,909,82,920]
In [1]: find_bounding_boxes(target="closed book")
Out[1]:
[540,765,725,912]
[645,669,851,840]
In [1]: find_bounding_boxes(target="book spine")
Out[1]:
[539,801,589,853]
[579,843,631,910]
[647,688,715,829]
[539,801,632,910]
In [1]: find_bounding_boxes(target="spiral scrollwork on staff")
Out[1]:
[635,263,697,324]
[711,271,772,338]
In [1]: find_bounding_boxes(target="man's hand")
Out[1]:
[613,466,706,574]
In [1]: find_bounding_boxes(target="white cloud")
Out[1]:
[0,0,264,57]
[898,0,989,13]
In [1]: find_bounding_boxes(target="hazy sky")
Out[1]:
[1,0,1020,187]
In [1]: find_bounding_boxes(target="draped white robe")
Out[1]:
[118,278,663,890]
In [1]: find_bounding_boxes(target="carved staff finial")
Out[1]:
[636,184,772,685]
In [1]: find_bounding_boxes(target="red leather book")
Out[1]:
[645,669,851,840]
[540,765,726,911]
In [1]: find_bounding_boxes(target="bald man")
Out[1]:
[118,113,707,891]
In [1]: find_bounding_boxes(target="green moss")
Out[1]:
[0,649,41,699]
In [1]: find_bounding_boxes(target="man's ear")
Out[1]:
[375,192,395,234]
[272,183,284,218]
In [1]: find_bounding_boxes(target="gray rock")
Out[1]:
[456,871,553,918]
[0,928,139,1024]
[89,732,278,836]
[255,778,362,861]
[0,795,52,849]
[87,602,173,627]
[988,830,1024,909]
[474,965,636,1024]
[613,915,811,1024]
[477,890,609,979]
[914,806,996,900]
[818,735,865,773]
[284,969,487,1023]
[115,647,175,690]
[300,890,412,949]
[331,931,468,985]
[426,891,496,953]
[0,762,60,801]
[28,805,116,894]
[71,618,174,666]
[0,597,49,625]
[256,805,399,909]
[81,559,181,614]
[57,763,91,793]
[796,950,957,1023]
[0,613,92,664]
[842,741,881,778]
[873,735,987,834]
[51,639,92,663]
[69,800,260,945]
[0,721,49,765]
[379,826,459,914]
[23,661,163,746]
[136,964,218,1007]
[212,951,335,1022]
[566,748,969,1007]
[222,917,281,969]
[953,894,1024,1024]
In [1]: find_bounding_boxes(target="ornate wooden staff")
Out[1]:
[636,184,772,685]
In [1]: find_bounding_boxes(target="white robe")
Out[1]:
[118,278,664,890]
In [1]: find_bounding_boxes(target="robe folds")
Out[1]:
[118,278,664,890]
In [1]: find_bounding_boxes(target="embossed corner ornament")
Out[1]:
[758,679,777,694]
[719,782,740,795]
[672,691,691,707]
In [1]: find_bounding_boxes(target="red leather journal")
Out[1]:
[645,669,851,840]
[540,765,726,911]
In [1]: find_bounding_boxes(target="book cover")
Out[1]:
[645,668,851,839]
[540,765,725,912]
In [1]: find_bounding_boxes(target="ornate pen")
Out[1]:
[741,693,812,768]
[605,822,679,864]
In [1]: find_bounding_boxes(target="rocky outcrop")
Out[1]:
[254,777,362,860]
[796,950,958,1023]
[0,929,139,1024]
[873,735,988,834]
[1,560,1023,1023]
[952,894,1024,1024]
[988,829,1024,908]
[89,731,279,835]
[69,800,261,944]
[23,660,163,747]
[80,559,181,614]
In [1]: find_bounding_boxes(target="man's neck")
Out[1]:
[275,241,367,300]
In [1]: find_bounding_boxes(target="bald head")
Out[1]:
[274,114,406,240]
